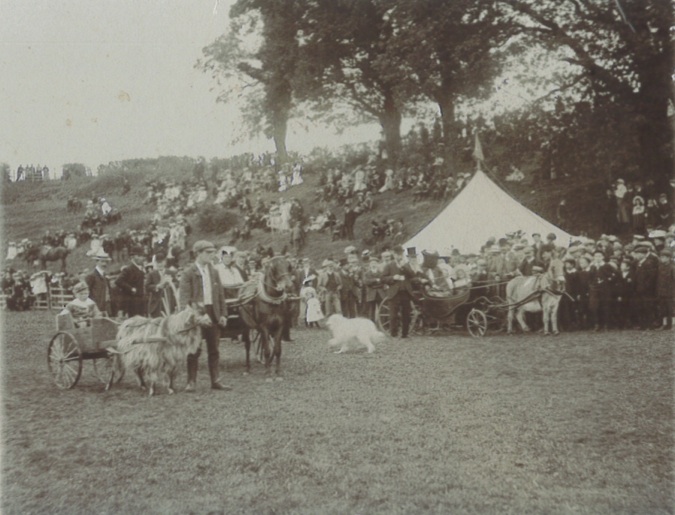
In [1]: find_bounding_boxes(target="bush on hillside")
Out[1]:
[196,204,238,234]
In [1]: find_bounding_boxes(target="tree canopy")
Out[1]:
[198,0,673,181]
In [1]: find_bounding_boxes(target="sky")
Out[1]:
[0,0,381,173]
[0,0,545,176]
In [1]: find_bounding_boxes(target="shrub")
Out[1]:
[195,204,239,234]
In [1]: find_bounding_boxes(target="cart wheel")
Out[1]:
[93,353,116,385]
[467,309,488,338]
[377,299,391,334]
[47,332,82,389]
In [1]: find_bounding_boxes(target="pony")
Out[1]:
[39,246,70,271]
[111,304,211,396]
[238,256,295,377]
[506,272,565,336]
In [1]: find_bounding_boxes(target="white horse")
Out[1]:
[506,272,565,336]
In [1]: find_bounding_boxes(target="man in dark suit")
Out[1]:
[588,250,616,331]
[84,250,112,315]
[633,244,658,329]
[381,246,417,338]
[363,257,386,322]
[179,240,230,392]
[114,245,146,317]
[518,246,542,277]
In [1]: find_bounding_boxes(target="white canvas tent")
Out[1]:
[405,171,573,255]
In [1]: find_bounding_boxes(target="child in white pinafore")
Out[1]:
[303,287,324,328]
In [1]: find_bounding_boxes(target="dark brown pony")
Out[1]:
[39,246,70,272]
[238,256,294,376]
[24,245,69,272]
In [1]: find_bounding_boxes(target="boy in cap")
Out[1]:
[179,240,230,391]
[61,282,102,327]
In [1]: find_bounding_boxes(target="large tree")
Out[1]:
[389,0,513,169]
[298,0,417,164]
[505,0,674,181]
[198,0,302,162]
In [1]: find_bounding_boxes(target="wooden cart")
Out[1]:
[47,313,119,389]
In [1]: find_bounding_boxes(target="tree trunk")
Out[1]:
[272,113,289,164]
[379,90,402,165]
[437,89,460,173]
[636,61,673,185]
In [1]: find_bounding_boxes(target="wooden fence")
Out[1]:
[0,285,73,312]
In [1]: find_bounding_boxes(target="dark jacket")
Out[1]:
[634,256,658,296]
[114,262,145,316]
[381,260,416,296]
[656,261,674,298]
[178,262,227,319]
[85,268,111,314]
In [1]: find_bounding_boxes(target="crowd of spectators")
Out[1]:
[605,178,672,235]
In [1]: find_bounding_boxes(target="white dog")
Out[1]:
[325,314,385,354]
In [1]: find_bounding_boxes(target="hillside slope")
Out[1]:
[1,161,604,275]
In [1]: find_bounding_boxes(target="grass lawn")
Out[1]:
[1,310,672,514]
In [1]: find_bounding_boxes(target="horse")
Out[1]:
[506,272,565,336]
[237,256,295,377]
[38,246,70,272]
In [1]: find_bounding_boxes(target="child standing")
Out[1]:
[304,287,324,328]
[60,282,102,327]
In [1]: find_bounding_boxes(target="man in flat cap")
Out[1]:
[179,240,230,391]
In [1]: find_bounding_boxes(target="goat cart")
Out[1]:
[47,313,119,389]
[377,284,506,338]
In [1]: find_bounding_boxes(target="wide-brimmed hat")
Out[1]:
[649,229,667,239]
[91,250,111,261]
[219,245,237,256]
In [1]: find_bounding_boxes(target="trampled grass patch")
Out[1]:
[1,310,672,514]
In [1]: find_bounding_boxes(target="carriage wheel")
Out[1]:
[466,309,488,338]
[47,332,82,389]
[93,352,116,385]
[377,299,391,334]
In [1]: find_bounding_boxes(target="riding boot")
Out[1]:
[207,355,220,385]
[186,354,198,385]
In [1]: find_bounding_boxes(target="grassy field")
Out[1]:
[1,310,672,514]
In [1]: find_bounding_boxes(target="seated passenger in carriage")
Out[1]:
[60,282,102,328]
[420,250,453,297]
[214,246,245,299]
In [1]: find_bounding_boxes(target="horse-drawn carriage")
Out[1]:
[48,312,118,389]
[376,271,567,338]
[377,283,504,338]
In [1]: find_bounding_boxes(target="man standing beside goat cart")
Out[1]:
[179,240,231,392]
